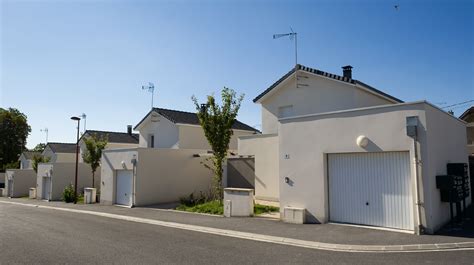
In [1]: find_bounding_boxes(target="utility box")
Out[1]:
[29,188,36,199]
[0,188,4,197]
[283,206,306,224]
[84,188,97,204]
[223,188,254,217]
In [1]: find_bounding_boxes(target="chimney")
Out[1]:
[127,125,132,135]
[342,65,353,79]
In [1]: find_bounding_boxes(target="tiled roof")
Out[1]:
[21,151,41,160]
[459,106,474,120]
[134,108,258,132]
[253,64,403,103]
[46,143,77,154]
[80,130,139,144]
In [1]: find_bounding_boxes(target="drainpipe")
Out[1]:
[407,116,424,234]
[131,154,137,208]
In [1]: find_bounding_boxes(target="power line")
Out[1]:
[441,99,474,109]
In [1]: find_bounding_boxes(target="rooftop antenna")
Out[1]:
[80,113,87,133]
[40,128,49,143]
[273,27,298,66]
[142,82,155,109]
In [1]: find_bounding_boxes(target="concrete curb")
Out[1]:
[2,200,474,253]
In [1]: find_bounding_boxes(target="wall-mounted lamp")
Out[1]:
[284,177,290,184]
[356,135,369,148]
[121,161,127,169]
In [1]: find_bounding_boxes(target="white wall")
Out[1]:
[178,125,254,150]
[79,140,138,163]
[279,103,427,227]
[260,72,396,134]
[20,157,33,170]
[238,134,279,201]
[37,163,100,201]
[138,114,179,148]
[4,169,36,197]
[423,104,470,233]
[100,148,213,206]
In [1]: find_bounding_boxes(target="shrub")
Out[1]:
[179,191,210,207]
[62,184,76,203]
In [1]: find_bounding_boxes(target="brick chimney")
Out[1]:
[342,65,353,79]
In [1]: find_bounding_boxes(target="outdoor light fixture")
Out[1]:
[356,135,369,148]
[71,116,81,204]
[121,161,127,169]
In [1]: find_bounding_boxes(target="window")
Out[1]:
[149,134,155,148]
[278,105,294,118]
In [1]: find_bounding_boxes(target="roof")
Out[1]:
[134,107,258,132]
[459,106,474,120]
[79,130,139,144]
[45,142,77,154]
[253,64,404,103]
[20,151,41,160]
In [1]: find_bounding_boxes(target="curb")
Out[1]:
[1,200,474,253]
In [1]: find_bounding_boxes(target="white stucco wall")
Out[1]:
[100,148,213,206]
[278,101,468,233]
[260,72,397,134]
[238,134,279,201]
[138,114,179,148]
[4,169,36,197]
[36,163,100,201]
[178,125,254,150]
[423,104,470,232]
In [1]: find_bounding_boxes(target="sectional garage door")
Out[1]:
[328,152,414,231]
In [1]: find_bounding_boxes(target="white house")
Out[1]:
[238,64,469,234]
[100,108,258,207]
[18,151,41,169]
[42,143,77,163]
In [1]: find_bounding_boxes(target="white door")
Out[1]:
[42,177,51,200]
[328,152,414,231]
[116,170,133,206]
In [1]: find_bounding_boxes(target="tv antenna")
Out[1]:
[273,27,298,66]
[80,113,87,133]
[40,128,49,143]
[142,82,155,109]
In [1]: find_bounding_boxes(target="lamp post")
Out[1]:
[71,116,81,204]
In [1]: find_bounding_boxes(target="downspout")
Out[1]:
[413,133,424,234]
[131,154,137,208]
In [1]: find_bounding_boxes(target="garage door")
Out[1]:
[328,152,414,231]
[116,170,133,206]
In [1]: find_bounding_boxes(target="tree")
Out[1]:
[0,108,31,172]
[32,154,50,173]
[31,143,47,152]
[81,134,107,188]
[192,87,244,200]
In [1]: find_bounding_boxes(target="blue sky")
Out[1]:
[1,0,473,148]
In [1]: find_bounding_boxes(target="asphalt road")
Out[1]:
[1,203,474,265]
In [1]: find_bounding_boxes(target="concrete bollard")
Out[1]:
[29,188,36,199]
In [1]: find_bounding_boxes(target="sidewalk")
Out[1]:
[2,197,473,248]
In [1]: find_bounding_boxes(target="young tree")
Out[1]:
[0,108,31,172]
[32,155,50,173]
[82,134,107,188]
[192,87,244,200]
[31,143,47,152]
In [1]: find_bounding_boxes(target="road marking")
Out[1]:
[1,200,474,253]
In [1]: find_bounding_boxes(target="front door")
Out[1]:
[42,177,51,200]
[116,170,133,206]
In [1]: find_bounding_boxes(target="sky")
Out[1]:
[1,0,473,149]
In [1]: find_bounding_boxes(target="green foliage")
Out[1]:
[254,204,280,215]
[0,108,31,172]
[3,161,19,170]
[82,133,107,188]
[30,143,46,152]
[32,155,50,173]
[176,200,224,215]
[191,87,244,200]
[62,184,76,203]
[179,191,211,207]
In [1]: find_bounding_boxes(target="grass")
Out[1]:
[77,195,84,204]
[176,200,279,216]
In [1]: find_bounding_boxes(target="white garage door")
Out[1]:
[116,170,133,206]
[328,152,414,231]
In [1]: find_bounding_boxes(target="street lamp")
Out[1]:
[71,116,81,204]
